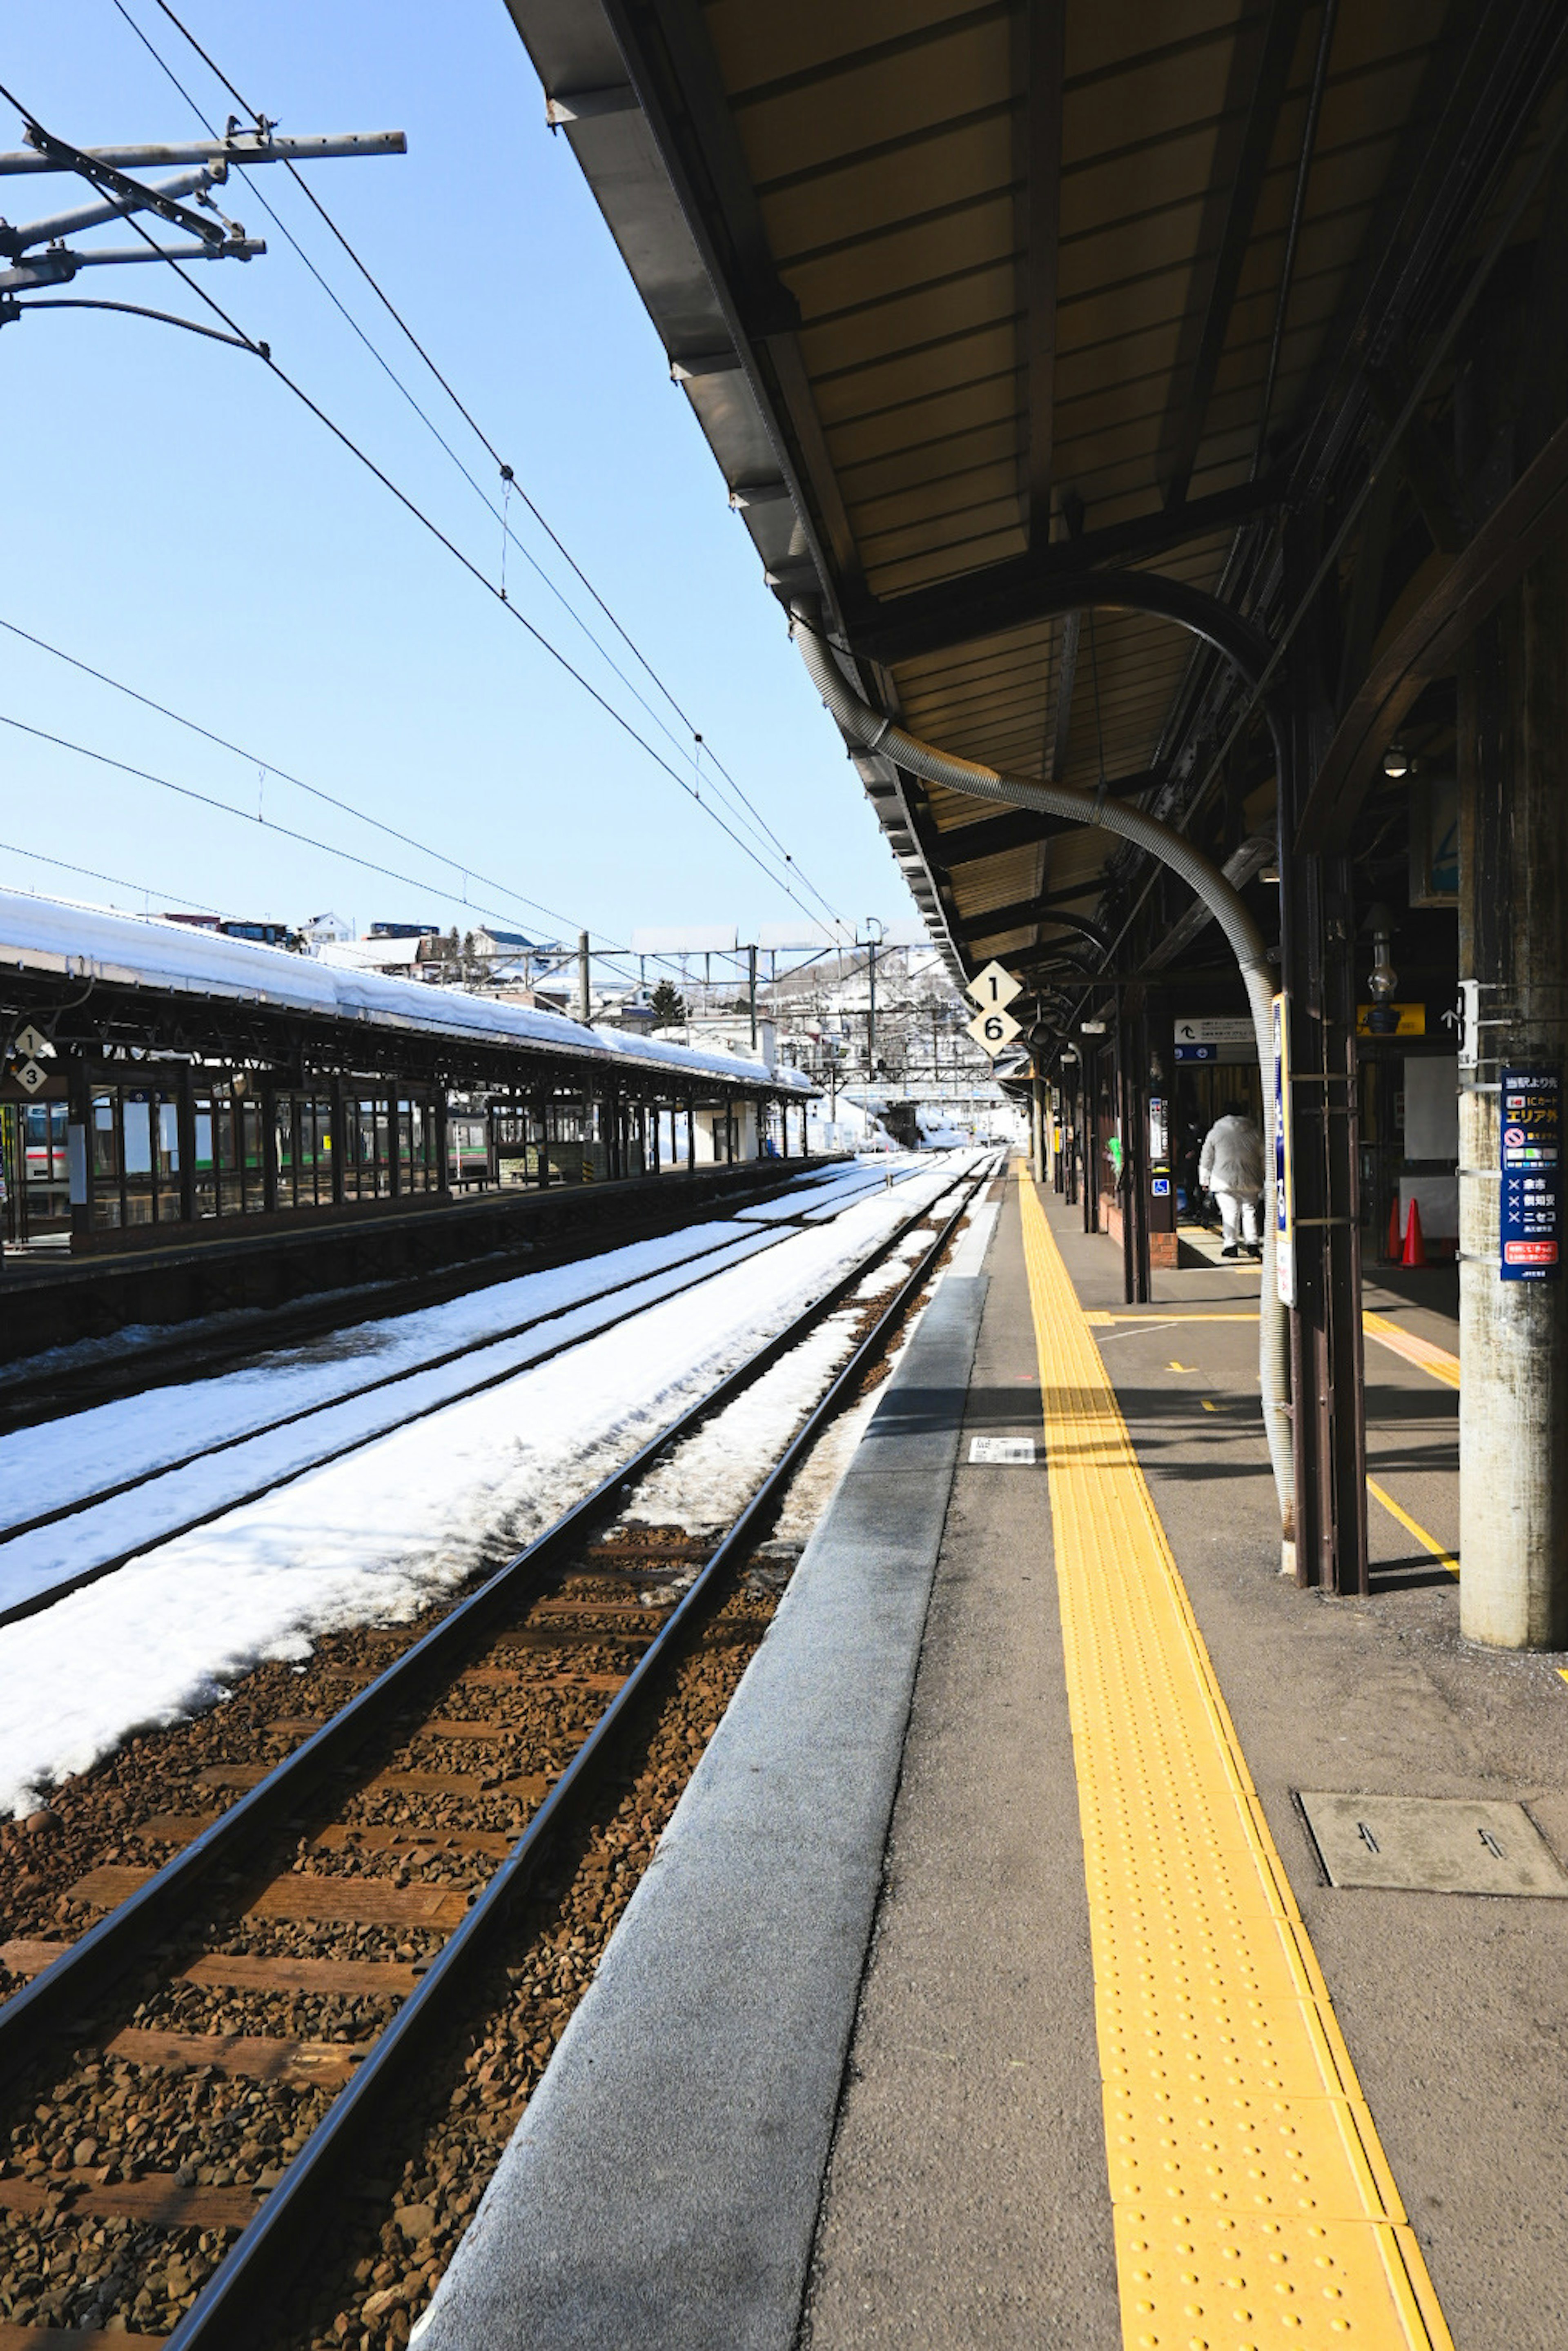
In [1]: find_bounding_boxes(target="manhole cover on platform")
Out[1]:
[968,1436,1036,1465]
[1299,1792,1568,1896]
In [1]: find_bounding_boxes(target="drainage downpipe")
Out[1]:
[792,604,1295,1560]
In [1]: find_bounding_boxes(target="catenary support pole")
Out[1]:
[1459,551,1568,1647]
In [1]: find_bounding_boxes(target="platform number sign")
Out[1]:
[964,961,1023,1059]
[966,1004,1022,1055]
[967,960,1021,1012]
[1499,1066,1561,1281]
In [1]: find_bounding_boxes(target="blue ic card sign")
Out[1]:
[1499,1065,1561,1281]
[1152,1176,1171,1197]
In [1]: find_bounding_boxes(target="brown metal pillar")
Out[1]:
[1280,519,1369,1595]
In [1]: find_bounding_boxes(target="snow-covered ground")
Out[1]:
[0,1151,995,1817]
[0,1159,950,1619]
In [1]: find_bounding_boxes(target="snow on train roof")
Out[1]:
[0,888,812,1095]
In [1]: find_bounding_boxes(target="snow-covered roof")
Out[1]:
[0,887,813,1095]
[315,935,426,971]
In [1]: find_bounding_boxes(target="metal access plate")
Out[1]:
[1300,1792,1568,1895]
[967,1436,1036,1464]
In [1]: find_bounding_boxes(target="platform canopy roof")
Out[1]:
[503,0,1565,1022]
[0,888,811,1095]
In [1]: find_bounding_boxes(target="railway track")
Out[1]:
[0,1155,869,1441]
[0,1158,993,2349]
[0,1157,950,1629]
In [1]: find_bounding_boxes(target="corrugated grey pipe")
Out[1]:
[792,603,1296,1562]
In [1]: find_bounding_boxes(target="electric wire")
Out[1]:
[0,835,223,916]
[0,706,642,962]
[106,0,801,884]
[107,0,851,934]
[0,612,599,949]
[2,79,834,948]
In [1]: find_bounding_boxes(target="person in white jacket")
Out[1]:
[1199,1101,1265,1259]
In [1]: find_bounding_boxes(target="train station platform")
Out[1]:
[419,1165,1566,2351]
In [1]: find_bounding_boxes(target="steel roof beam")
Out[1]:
[1296,410,1568,853]
[1020,0,1065,541]
[849,553,1277,690]
[1160,0,1308,510]
[932,808,1080,868]
[953,899,1111,949]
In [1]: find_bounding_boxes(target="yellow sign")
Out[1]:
[1355,1003,1425,1037]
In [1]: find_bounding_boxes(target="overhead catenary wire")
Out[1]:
[0,835,223,916]
[100,0,852,936]
[0,612,596,949]
[0,706,650,967]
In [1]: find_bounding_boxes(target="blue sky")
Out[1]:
[0,0,909,971]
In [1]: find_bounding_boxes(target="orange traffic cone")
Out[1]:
[1387,1195,1403,1261]
[1402,1197,1427,1268]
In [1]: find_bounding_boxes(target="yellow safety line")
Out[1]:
[1365,1478,1459,1577]
[1019,1178,1452,2350]
[1362,1311,1460,1388]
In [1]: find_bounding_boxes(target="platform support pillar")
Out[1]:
[1280,518,1369,1595]
[1459,552,1568,1647]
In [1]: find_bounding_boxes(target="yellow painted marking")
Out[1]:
[1018,1178,1452,2350]
[1363,1311,1460,1388]
[1200,1398,1219,1412]
[1366,1478,1460,1577]
[1558,1670,1568,1690]
[1168,1360,1196,1373]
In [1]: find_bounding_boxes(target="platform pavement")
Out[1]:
[419,1169,1568,2351]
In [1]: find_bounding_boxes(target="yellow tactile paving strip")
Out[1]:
[1361,1312,1460,1389]
[1019,1178,1452,2351]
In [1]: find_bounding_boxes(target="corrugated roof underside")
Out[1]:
[703,0,1442,950]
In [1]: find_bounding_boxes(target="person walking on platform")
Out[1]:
[1199,1100,1265,1260]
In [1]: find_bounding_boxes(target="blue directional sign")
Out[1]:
[1499,1066,1561,1282]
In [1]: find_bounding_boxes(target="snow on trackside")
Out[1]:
[0,1227,795,1617]
[768,1205,1001,1545]
[0,1153,991,1815]
[0,1207,824,1535]
[617,1309,861,1536]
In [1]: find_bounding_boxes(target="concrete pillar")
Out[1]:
[1459,550,1568,1647]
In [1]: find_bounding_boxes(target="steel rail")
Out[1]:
[0,1169,909,1630]
[0,1175,873,1550]
[156,1158,991,2350]
[0,1158,842,1436]
[0,1153,992,2086]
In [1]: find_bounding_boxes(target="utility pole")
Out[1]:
[577,931,591,1025]
[860,917,884,1070]
[747,943,758,1051]
[0,118,405,336]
